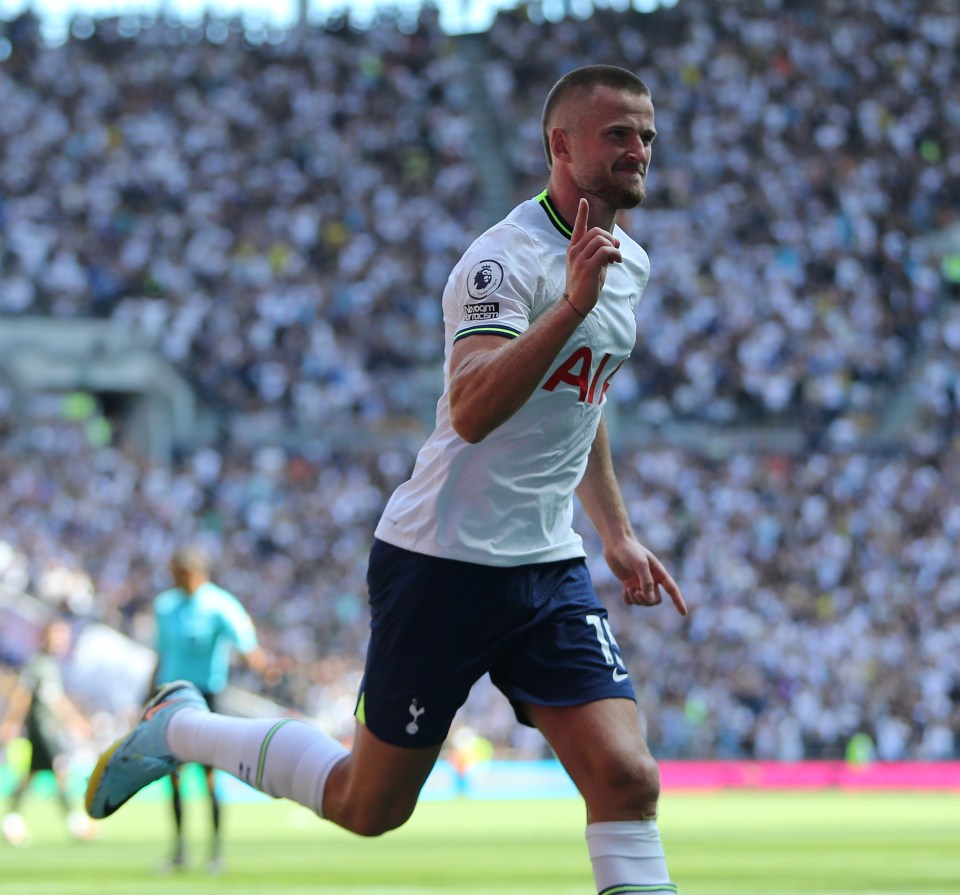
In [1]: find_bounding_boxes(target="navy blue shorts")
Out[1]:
[357,539,636,747]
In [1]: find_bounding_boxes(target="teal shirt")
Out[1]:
[153,582,258,694]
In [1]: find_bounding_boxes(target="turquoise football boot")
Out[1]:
[85,680,209,819]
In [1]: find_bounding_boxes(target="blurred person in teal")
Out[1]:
[150,545,271,874]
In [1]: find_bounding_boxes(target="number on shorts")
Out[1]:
[585,614,630,682]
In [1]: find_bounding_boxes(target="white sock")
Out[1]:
[585,820,677,894]
[167,710,349,818]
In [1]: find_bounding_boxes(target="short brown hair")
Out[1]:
[541,65,651,167]
[171,544,211,574]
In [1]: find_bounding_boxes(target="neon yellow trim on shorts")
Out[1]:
[356,691,366,725]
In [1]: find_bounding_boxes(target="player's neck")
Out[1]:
[543,183,617,234]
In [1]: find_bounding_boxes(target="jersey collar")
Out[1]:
[536,189,572,240]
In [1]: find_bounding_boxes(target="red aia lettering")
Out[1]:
[542,347,592,401]
[542,349,619,404]
[598,359,625,402]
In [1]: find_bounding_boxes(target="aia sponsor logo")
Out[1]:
[542,348,624,404]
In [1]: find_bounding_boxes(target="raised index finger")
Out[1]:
[571,197,589,244]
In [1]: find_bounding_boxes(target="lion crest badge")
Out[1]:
[466,260,504,299]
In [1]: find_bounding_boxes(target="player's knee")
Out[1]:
[633,753,661,815]
[595,752,661,818]
[626,753,661,816]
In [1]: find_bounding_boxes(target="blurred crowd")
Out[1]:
[0,8,481,428]
[1,416,958,761]
[1,0,957,436]
[1,0,958,761]
[481,0,959,440]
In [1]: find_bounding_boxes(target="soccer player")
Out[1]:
[148,545,272,873]
[86,65,687,894]
[1,618,96,845]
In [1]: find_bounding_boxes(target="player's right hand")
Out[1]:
[564,197,622,316]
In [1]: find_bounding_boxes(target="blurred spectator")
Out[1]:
[0,618,96,845]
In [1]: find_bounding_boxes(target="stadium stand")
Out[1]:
[0,0,957,760]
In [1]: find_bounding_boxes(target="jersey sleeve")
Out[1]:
[446,222,545,344]
[218,592,259,654]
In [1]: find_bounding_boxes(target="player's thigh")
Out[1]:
[345,721,442,801]
[524,697,660,822]
[327,721,443,835]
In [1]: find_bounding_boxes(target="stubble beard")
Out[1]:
[579,169,646,210]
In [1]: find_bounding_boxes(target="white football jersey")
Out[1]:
[374,191,650,566]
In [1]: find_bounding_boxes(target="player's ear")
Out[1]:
[549,127,572,164]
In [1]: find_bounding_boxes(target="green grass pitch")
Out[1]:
[2,789,958,894]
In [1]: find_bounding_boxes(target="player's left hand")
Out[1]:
[605,540,687,616]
